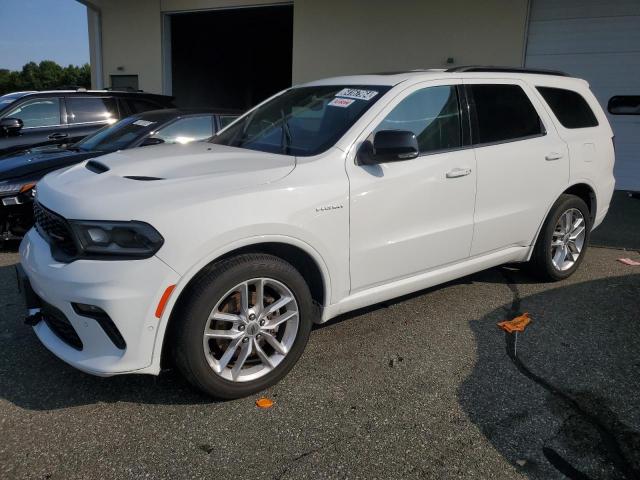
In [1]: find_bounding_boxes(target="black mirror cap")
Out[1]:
[140,137,165,147]
[367,130,419,164]
[0,117,24,132]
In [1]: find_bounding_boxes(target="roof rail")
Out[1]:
[445,66,570,77]
[104,86,144,93]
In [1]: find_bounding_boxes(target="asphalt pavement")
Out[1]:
[1,198,639,479]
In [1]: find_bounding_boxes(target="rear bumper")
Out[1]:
[19,228,180,376]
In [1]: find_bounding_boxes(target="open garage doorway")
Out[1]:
[167,4,293,110]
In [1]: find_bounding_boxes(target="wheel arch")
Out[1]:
[526,181,597,261]
[155,237,331,369]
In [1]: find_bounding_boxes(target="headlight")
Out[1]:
[69,220,164,259]
[0,180,37,196]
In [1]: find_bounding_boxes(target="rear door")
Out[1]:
[465,80,570,256]
[64,96,119,144]
[0,96,67,153]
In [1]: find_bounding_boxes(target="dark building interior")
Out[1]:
[170,5,294,110]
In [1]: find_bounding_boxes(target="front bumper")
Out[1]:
[19,228,180,376]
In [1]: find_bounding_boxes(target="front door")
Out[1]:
[0,96,67,153]
[347,82,477,292]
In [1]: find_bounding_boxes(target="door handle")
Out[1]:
[545,152,563,161]
[446,168,472,178]
[48,133,68,140]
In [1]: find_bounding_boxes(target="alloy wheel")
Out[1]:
[550,208,586,271]
[202,278,299,382]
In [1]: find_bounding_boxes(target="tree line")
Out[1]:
[0,61,91,95]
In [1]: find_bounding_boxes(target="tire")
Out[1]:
[173,253,315,399]
[528,194,591,281]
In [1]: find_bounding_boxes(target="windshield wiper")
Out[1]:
[280,108,292,155]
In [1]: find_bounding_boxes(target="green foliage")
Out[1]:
[0,61,91,95]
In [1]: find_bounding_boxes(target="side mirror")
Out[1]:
[359,130,419,165]
[140,137,165,147]
[0,117,24,135]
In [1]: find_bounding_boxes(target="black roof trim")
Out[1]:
[445,66,570,77]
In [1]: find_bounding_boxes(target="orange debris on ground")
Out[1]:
[256,397,274,409]
[618,258,640,266]
[497,313,532,333]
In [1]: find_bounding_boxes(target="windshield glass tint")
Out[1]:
[211,85,391,156]
[76,116,159,151]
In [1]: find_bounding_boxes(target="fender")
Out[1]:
[525,179,599,261]
[148,234,333,372]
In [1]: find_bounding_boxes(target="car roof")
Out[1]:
[6,89,173,100]
[301,67,589,89]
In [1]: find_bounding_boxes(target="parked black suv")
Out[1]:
[0,89,175,155]
[0,108,240,241]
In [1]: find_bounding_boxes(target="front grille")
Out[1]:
[33,201,78,258]
[42,302,83,350]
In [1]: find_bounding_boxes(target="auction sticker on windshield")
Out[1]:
[133,120,155,127]
[335,88,379,101]
[328,97,355,108]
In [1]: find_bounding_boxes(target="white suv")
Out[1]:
[19,67,615,398]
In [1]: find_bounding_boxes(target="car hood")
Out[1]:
[36,142,296,220]
[0,146,101,182]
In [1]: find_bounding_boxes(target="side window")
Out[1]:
[218,115,239,130]
[607,96,640,116]
[128,99,161,114]
[537,87,599,128]
[4,97,61,128]
[375,85,462,154]
[151,116,214,144]
[66,97,118,124]
[469,84,544,144]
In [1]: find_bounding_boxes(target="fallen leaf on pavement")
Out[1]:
[498,313,532,333]
[256,397,274,409]
[618,258,640,266]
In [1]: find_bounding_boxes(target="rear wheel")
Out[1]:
[528,194,591,281]
[173,253,314,399]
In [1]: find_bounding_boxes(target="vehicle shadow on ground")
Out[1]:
[458,268,640,479]
[590,192,640,251]
[0,257,541,410]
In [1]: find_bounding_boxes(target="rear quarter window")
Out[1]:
[536,87,599,129]
[66,97,118,124]
[127,99,163,114]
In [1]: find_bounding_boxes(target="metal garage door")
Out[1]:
[525,0,640,191]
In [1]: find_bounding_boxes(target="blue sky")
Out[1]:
[0,0,89,70]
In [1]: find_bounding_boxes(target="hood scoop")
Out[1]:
[86,160,110,174]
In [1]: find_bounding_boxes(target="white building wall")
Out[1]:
[89,0,529,93]
[526,0,640,190]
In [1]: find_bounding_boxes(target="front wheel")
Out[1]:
[528,194,591,281]
[173,253,315,399]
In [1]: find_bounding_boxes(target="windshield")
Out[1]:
[74,116,160,152]
[211,85,391,156]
